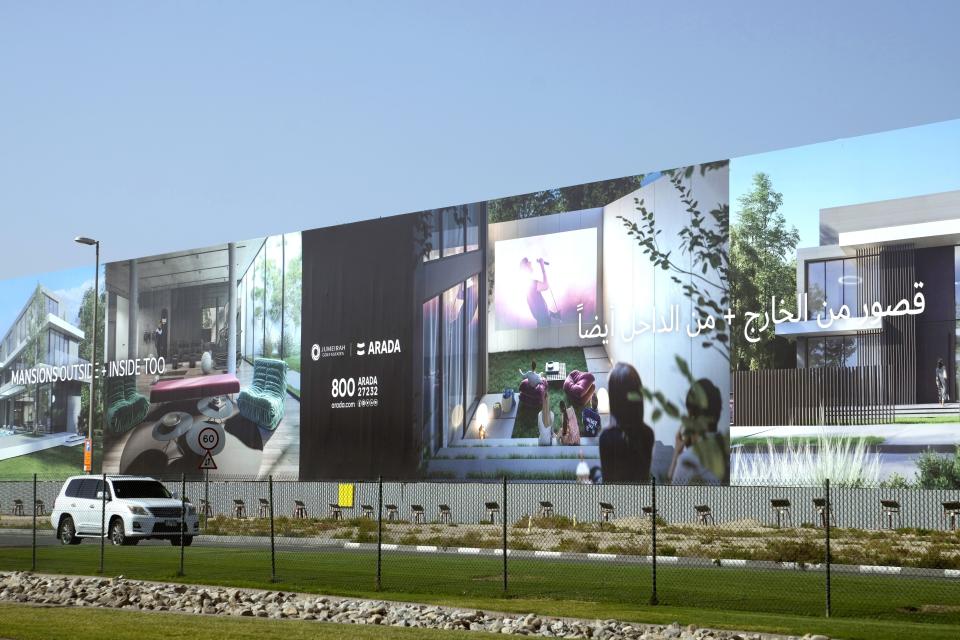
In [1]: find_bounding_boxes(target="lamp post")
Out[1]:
[75,236,99,474]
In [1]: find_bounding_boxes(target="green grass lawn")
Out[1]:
[0,602,500,640]
[487,348,589,438]
[0,444,103,480]
[895,415,960,424]
[2,544,959,639]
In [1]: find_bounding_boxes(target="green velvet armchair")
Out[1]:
[105,374,150,434]
[238,358,288,430]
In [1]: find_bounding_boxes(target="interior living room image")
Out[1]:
[418,164,731,483]
[0,267,97,476]
[101,234,302,478]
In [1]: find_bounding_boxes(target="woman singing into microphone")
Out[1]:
[521,256,561,327]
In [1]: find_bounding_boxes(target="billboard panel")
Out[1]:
[1,158,738,485]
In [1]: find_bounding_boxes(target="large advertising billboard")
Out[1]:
[3,118,959,488]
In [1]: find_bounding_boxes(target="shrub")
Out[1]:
[555,536,600,554]
[915,447,960,489]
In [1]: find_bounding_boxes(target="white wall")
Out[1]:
[601,167,730,445]
[487,208,604,353]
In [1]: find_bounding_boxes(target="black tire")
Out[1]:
[109,518,128,546]
[169,536,181,546]
[58,516,81,545]
[182,535,193,547]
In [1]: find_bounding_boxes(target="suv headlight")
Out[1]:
[127,505,149,516]
[186,504,196,516]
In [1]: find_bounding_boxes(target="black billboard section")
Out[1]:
[300,215,420,480]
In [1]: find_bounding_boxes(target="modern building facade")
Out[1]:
[0,287,88,434]
[776,189,960,405]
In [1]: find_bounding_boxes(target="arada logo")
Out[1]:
[355,339,401,356]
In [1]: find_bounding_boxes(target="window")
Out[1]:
[253,245,266,357]
[806,262,825,320]
[807,336,858,368]
[442,207,465,257]
[283,233,302,389]
[806,257,860,319]
[466,205,480,253]
[264,235,284,358]
[442,283,466,441]
[76,478,106,499]
[422,297,440,452]
[64,479,83,498]
[422,211,440,263]
[465,275,480,420]
[112,480,171,499]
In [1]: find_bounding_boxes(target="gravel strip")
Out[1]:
[0,571,829,640]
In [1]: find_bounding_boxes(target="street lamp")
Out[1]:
[75,236,99,474]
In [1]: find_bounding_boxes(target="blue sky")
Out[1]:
[2,2,959,278]
[730,118,960,248]
[0,267,97,340]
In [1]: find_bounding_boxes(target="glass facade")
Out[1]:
[422,296,440,452]
[806,257,859,319]
[238,233,303,392]
[423,206,479,262]
[442,282,466,441]
[807,336,858,368]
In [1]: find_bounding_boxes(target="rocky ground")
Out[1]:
[0,571,829,640]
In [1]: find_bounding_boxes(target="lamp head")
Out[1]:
[74,236,98,246]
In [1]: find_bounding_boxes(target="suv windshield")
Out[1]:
[111,480,171,499]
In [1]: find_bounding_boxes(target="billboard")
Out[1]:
[6,118,957,488]
[0,159,722,483]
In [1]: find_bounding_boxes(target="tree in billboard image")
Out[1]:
[729,173,799,371]
[78,283,106,450]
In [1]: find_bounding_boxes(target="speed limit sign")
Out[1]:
[198,426,220,451]
[187,423,225,456]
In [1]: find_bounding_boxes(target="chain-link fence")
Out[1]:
[1,475,959,622]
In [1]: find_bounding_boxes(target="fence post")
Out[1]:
[650,475,658,605]
[178,473,185,576]
[825,478,831,618]
[99,472,106,574]
[31,473,37,571]
[376,475,383,591]
[502,476,508,593]
[269,475,276,582]
[203,469,210,531]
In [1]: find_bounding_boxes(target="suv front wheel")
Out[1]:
[109,518,137,546]
[58,516,81,545]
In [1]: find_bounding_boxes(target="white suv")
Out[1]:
[51,475,200,546]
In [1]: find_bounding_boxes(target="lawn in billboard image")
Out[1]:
[493,228,597,330]
[728,117,960,488]
[0,266,101,478]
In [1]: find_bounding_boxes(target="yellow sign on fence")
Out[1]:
[337,483,355,508]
